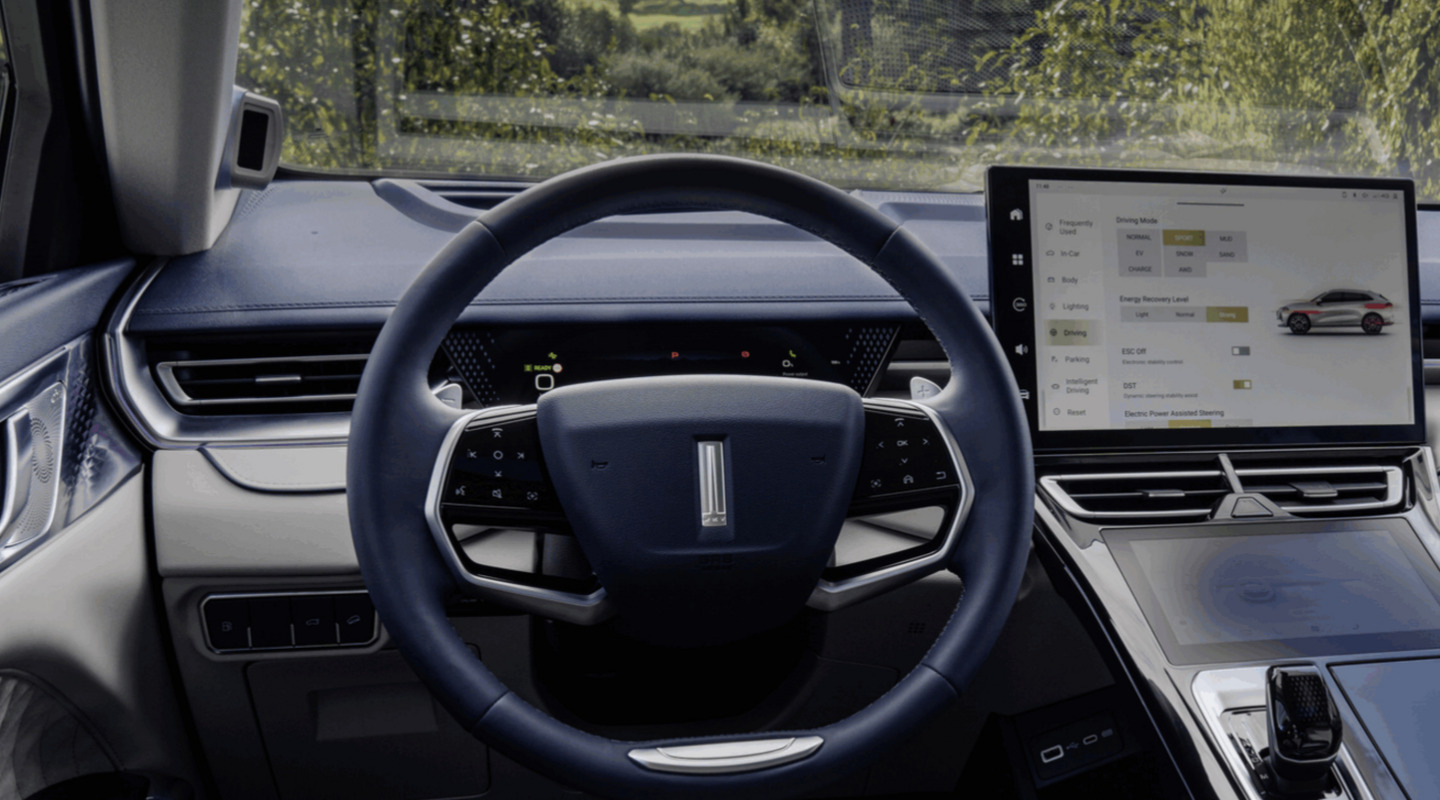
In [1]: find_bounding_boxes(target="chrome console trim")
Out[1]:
[629,736,824,774]
[806,397,973,612]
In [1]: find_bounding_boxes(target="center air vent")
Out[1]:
[1234,464,1404,515]
[1040,469,1232,521]
[155,353,367,414]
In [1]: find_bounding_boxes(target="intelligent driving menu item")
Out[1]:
[988,167,1422,451]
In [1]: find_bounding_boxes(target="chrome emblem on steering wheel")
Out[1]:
[697,439,727,527]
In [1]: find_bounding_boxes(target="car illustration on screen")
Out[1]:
[1277,289,1396,334]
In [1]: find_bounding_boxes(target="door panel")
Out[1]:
[0,262,199,794]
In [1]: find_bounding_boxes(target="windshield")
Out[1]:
[238,0,1440,197]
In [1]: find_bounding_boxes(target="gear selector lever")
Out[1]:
[1265,665,1343,796]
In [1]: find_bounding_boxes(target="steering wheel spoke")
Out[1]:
[427,404,613,625]
[809,398,973,611]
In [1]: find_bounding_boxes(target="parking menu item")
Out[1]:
[987,167,1423,451]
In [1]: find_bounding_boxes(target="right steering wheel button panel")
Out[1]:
[853,408,958,500]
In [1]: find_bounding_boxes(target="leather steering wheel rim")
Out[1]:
[347,154,1035,799]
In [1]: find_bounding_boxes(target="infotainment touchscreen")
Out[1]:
[986,167,1423,451]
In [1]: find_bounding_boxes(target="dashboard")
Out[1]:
[112,171,1440,800]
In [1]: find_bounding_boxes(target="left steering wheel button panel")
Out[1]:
[446,415,559,512]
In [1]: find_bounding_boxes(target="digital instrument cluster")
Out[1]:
[440,322,900,406]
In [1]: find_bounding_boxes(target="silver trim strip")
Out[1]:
[0,409,34,546]
[425,405,613,625]
[629,736,824,774]
[102,260,352,448]
[806,397,974,612]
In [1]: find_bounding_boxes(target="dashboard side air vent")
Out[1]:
[1234,464,1403,515]
[1040,468,1232,521]
[149,335,375,416]
[156,354,367,413]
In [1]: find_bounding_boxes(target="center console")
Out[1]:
[987,167,1440,799]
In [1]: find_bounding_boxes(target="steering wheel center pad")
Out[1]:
[347,154,1034,798]
[538,375,864,647]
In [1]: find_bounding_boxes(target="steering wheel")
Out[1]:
[347,155,1034,799]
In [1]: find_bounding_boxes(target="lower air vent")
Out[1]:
[155,354,367,413]
[1040,469,1232,521]
[1234,465,1403,515]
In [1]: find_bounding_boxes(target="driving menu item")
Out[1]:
[987,167,1423,451]
[1106,519,1440,665]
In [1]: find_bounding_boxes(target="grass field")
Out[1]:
[565,0,728,31]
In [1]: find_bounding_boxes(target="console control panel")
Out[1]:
[202,590,377,653]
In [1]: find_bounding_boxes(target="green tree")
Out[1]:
[971,0,1440,196]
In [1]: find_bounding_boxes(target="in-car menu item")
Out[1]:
[987,167,1423,451]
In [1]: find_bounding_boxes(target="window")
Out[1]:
[238,0,1440,196]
